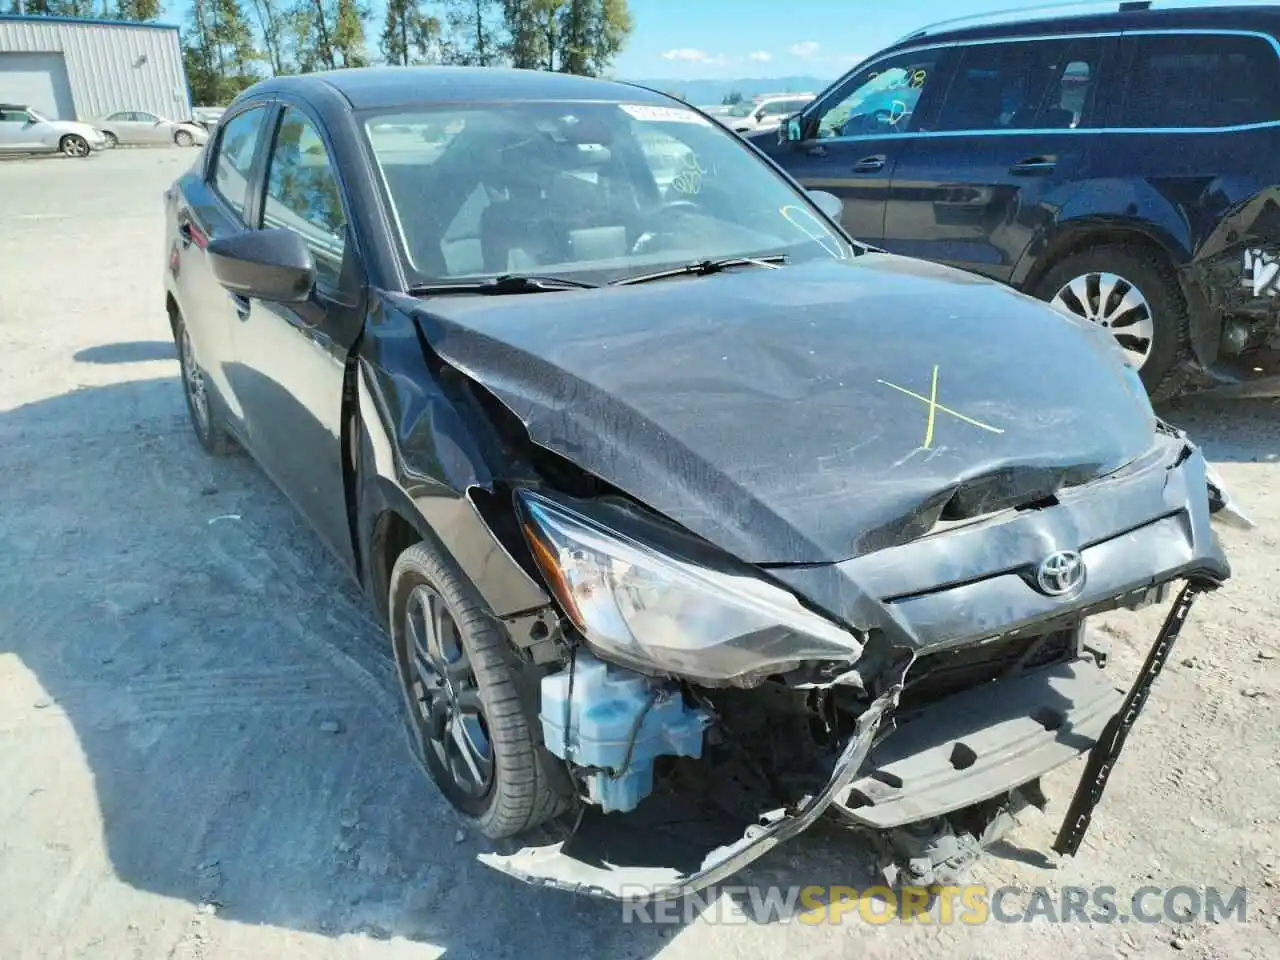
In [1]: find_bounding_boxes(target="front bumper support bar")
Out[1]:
[1053,581,1207,856]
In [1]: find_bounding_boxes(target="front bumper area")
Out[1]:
[832,657,1122,829]
[481,579,1216,902]
[480,677,904,901]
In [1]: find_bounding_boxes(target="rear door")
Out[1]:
[172,99,275,432]
[882,35,1115,282]
[228,99,363,567]
[771,48,949,246]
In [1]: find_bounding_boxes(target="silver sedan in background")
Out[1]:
[92,111,209,149]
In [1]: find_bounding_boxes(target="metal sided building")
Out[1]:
[0,15,190,122]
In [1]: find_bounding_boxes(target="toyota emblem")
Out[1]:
[1036,550,1086,596]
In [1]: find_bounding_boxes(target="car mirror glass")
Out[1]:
[784,115,803,142]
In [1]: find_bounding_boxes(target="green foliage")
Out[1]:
[115,0,160,20]
[380,0,442,66]
[723,90,744,105]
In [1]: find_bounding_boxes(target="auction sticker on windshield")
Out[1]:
[621,104,712,124]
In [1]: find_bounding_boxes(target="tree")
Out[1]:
[440,0,502,66]
[115,0,160,19]
[247,0,290,74]
[499,0,631,75]
[183,0,260,106]
[332,0,370,67]
[380,0,441,66]
[722,90,744,105]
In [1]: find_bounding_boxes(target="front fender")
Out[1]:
[356,353,549,619]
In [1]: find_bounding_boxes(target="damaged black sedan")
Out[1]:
[163,66,1247,900]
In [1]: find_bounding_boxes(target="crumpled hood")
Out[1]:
[412,255,1157,564]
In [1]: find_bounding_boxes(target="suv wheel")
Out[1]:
[389,541,570,839]
[1033,245,1190,399]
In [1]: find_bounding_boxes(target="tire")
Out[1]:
[175,129,195,147]
[1032,244,1191,400]
[59,134,90,158]
[102,131,118,148]
[389,541,569,839]
[173,312,230,456]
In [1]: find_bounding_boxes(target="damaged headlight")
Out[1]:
[517,490,863,685]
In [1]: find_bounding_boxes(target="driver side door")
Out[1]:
[773,49,950,245]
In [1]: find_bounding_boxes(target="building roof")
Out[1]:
[261,66,675,111]
[0,14,179,31]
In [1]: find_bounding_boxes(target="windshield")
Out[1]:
[363,100,854,285]
[727,102,756,117]
[25,108,48,122]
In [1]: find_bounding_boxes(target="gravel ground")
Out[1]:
[0,148,1276,960]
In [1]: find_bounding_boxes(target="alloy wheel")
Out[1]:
[402,584,494,799]
[1049,271,1155,368]
[62,136,89,158]
[103,132,118,148]
[178,325,209,434]
[175,130,194,147]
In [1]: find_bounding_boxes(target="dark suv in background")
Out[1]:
[750,1,1280,400]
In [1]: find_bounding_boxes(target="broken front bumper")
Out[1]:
[480,582,1213,901]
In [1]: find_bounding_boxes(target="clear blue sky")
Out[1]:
[610,0,1024,78]
[157,0,1029,80]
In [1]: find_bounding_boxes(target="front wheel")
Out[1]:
[389,541,569,839]
[59,134,90,158]
[102,131,118,148]
[174,129,194,147]
[1032,244,1190,398]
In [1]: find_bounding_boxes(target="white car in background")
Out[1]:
[0,103,107,158]
[91,110,209,148]
[723,94,815,134]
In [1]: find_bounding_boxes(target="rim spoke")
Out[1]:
[447,712,491,790]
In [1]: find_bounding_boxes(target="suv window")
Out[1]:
[261,106,347,288]
[1117,34,1280,128]
[0,108,30,122]
[212,105,268,220]
[813,52,940,139]
[934,38,1107,131]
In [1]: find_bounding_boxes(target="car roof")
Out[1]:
[883,2,1280,52]
[253,66,677,112]
[0,103,31,110]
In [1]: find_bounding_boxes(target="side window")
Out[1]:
[1116,34,1280,128]
[261,106,348,289]
[212,105,268,220]
[106,111,129,121]
[0,108,26,122]
[813,52,940,139]
[933,40,1074,132]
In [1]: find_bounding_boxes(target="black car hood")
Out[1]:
[411,255,1157,564]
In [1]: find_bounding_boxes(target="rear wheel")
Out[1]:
[1033,244,1190,399]
[174,129,194,147]
[174,313,230,456]
[59,134,90,158]
[389,541,569,839]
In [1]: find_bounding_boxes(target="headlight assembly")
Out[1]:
[516,490,864,686]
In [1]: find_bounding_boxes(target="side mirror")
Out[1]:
[207,228,315,303]
[783,114,804,143]
[808,189,843,221]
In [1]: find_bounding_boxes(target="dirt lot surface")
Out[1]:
[0,148,1277,960]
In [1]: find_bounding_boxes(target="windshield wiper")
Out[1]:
[408,274,599,296]
[610,255,788,286]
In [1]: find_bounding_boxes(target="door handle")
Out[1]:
[1009,156,1057,175]
[805,142,828,158]
[229,292,251,319]
[853,154,886,173]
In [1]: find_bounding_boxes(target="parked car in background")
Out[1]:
[751,0,1280,400]
[0,103,106,157]
[164,65,1241,903]
[92,110,209,148]
[190,106,226,131]
[723,93,814,134]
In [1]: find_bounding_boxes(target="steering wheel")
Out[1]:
[631,200,705,254]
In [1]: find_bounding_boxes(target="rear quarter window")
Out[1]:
[1116,34,1280,128]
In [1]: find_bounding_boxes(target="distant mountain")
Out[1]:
[620,75,834,106]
